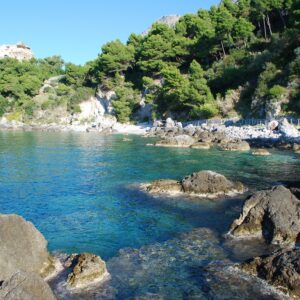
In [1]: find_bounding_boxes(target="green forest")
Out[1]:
[0,0,299,123]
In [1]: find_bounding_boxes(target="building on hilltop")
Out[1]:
[0,42,34,61]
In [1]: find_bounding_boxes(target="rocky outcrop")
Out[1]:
[96,88,116,115]
[181,171,244,196]
[219,139,250,151]
[66,253,109,288]
[0,214,54,282]
[0,43,34,61]
[228,186,300,246]
[155,135,195,148]
[143,171,244,198]
[142,15,180,36]
[0,271,56,300]
[241,248,300,298]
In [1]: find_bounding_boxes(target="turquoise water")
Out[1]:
[1,131,300,299]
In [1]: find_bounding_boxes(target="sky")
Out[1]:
[0,0,219,65]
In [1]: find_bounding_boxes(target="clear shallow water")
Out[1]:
[1,131,300,299]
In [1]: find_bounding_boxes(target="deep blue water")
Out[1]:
[0,131,300,261]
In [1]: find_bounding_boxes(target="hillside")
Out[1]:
[0,0,299,125]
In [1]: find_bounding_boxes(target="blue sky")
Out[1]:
[1,0,219,64]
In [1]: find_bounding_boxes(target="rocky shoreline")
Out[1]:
[146,117,300,152]
[0,119,150,135]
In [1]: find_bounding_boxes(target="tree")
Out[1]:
[138,23,177,75]
[157,65,189,113]
[212,5,236,56]
[65,63,90,87]
[187,60,217,118]
[99,39,135,75]
[112,80,140,123]
[233,17,255,46]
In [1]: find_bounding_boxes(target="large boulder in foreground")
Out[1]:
[0,271,56,300]
[66,253,109,288]
[155,135,195,148]
[182,171,244,196]
[143,171,244,198]
[229,186,300,246]
[0,214,54,282]
[241,248,300,298]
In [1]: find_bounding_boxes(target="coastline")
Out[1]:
[0,120,151,135]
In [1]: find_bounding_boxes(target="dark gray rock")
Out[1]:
[241,248,300,298]
[229,186,300,246]
[0,214,54,282]
[181,171,244,196]
[0,271,56,300]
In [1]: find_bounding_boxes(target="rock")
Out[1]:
[183,124,196,136]
[0,271,56,300]
[177,122,183,129]
[252,148,271,156]
[190,142,211,150]
[279,118,299,138]
[0,214,54,282]
[267,120,279,131]
[142,179,183,194]
[240,248,300,298]
[153,120,163,127]
[155,135,195,148]
[142,15,180,36]
[196,131,214,143]
[219,140,250,151]
[283,181,300,199]
[67,253,109,288]
[293,143,300,151]
[165,117,175,128]
[229,186,300,246]
[181,171,244,196]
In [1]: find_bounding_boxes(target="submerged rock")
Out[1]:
[0,271,56,300]
[67,253,109,288]
[252,148,271,156]
[241,248,300,298]
[143,171,244,198]
[155,135,195,148]
[190,142,211,149]
[229,186,300,246]
[0,214,54,282]
[142,179,183,194]
[182,171,244,196]
[107,228,226,299]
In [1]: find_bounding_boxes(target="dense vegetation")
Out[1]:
[0,0,299,122]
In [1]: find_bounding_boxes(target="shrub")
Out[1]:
[268,85,287,100]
